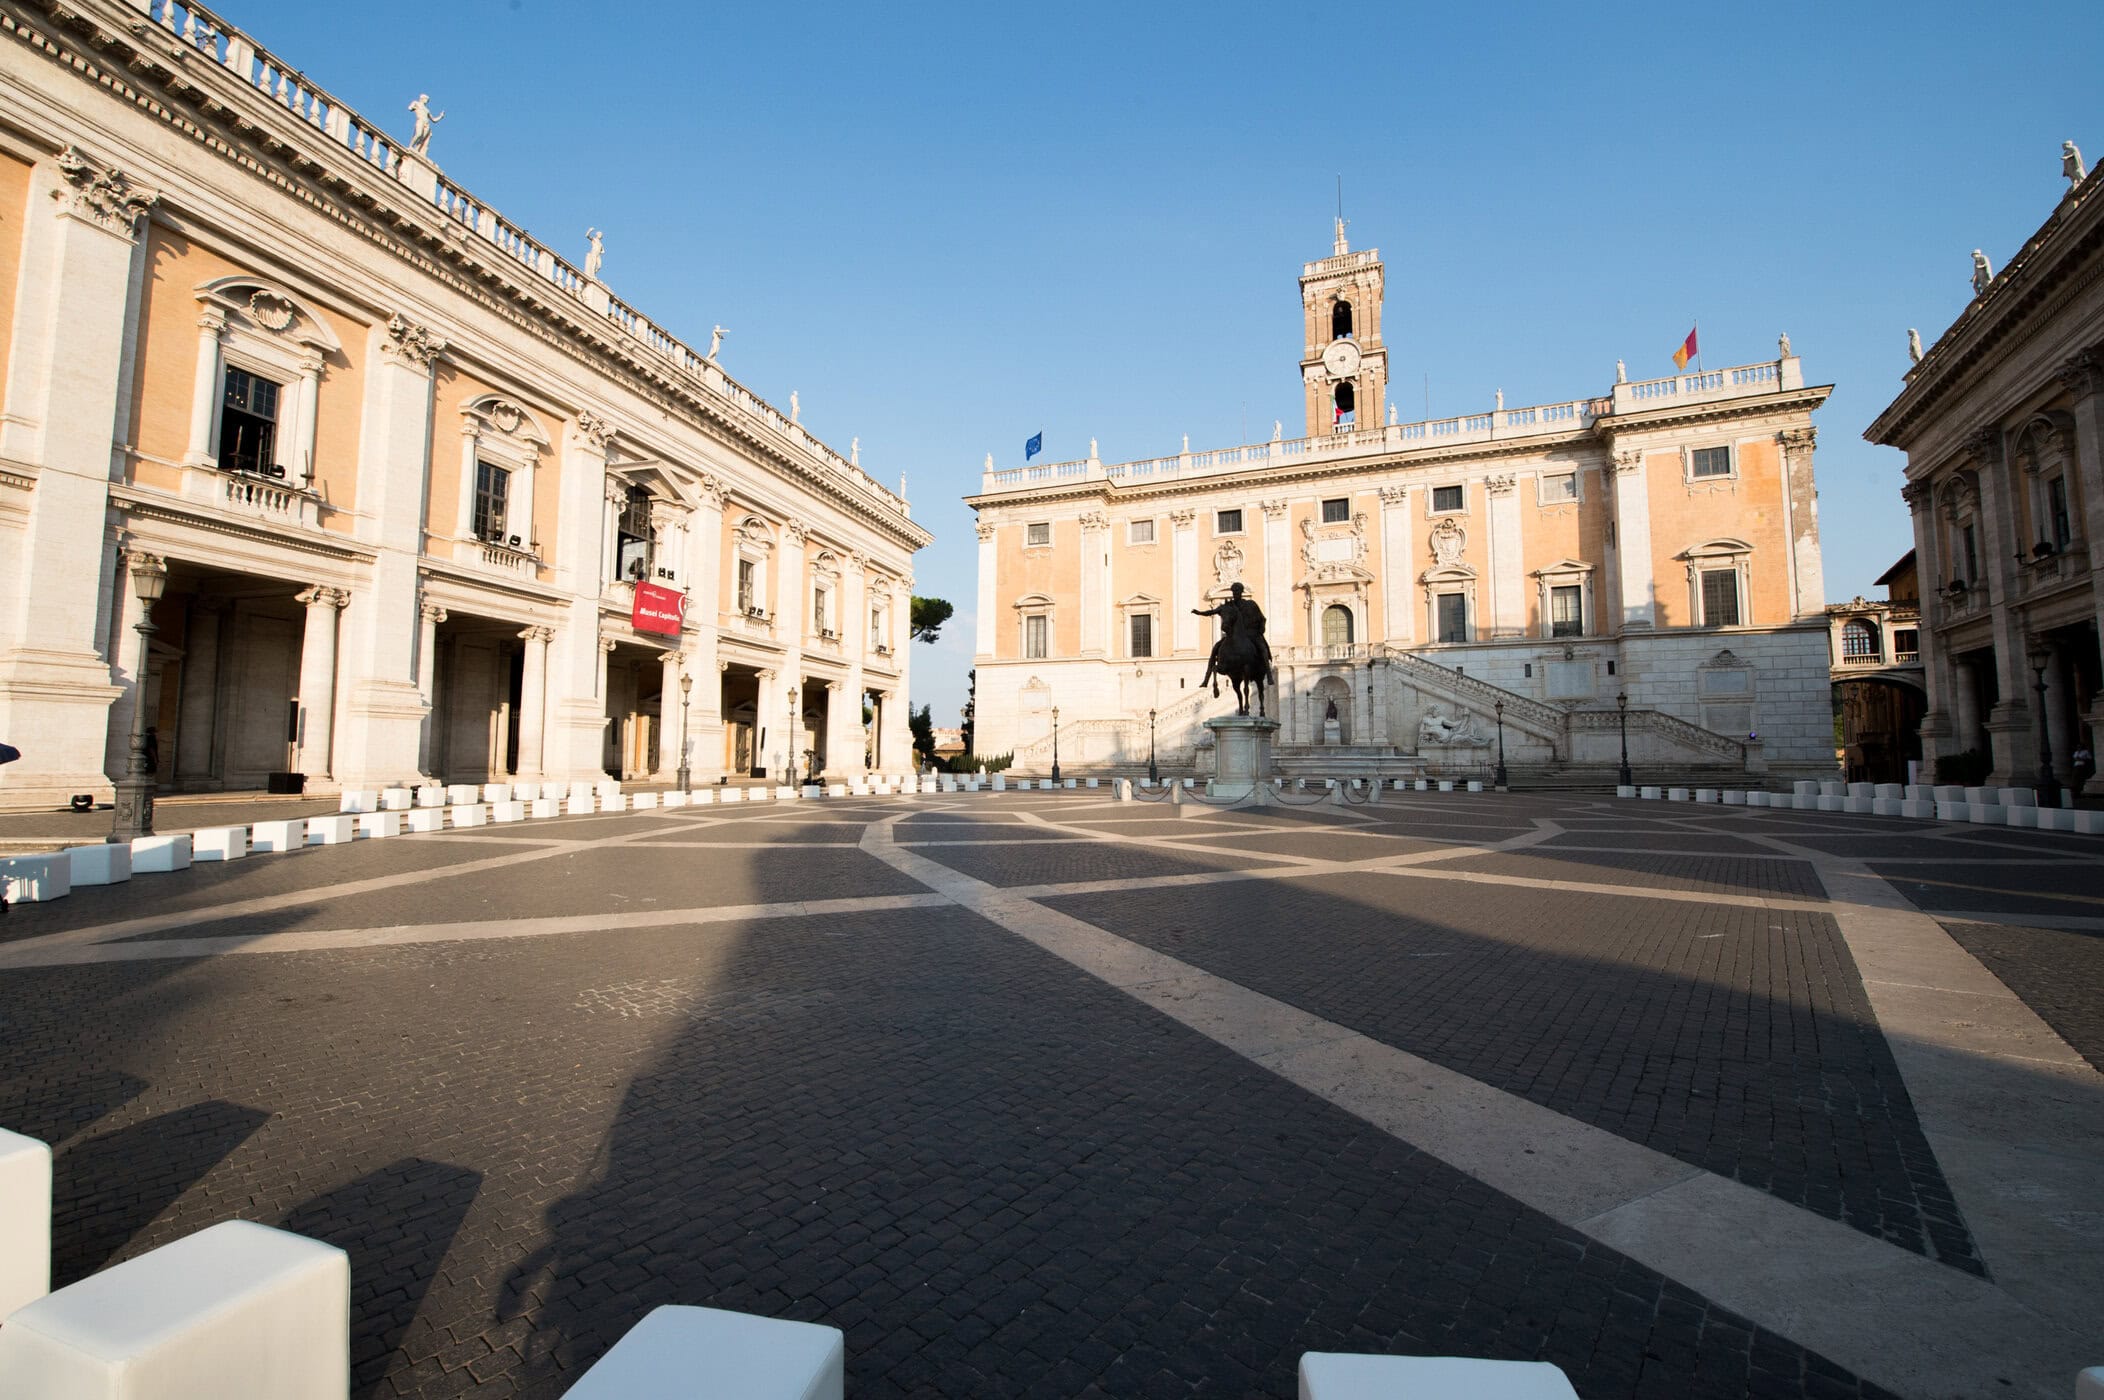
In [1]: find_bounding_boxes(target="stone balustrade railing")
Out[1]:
[978,359,1800,493]
[137,0,909,520]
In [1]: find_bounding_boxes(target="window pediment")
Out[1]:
[1531,557,1594,579]
[1680,538,1754,561]
[196,276,342,353]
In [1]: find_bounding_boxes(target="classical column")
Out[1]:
[655,648,684,782]
[1079,509,1108,657]
[1779,426,1824,619]
[755,668,779,778]
[175,596,229,786]
[101,550,157,785]
[1611,449,1654,629]
[2058,352,2104,790]
[1171,508,1199,654]
[293,586,349,778]
[292,349,324,486]
[1378,485,1412,645]
[841,553,868,777]
[455,422,481,538]
[415,602,445,777]
[2042,640,2076,790]
[1350,658,1372,745]
[1261,500,1291,644]
[1967,428,2037,783]
[1952,656,1983,757]
[975,523,997,659]
[183,308,226,466]
[1486,473,1522,637]
[1902,480,1951,779]
[542,413,617,781]
[822,679,851,779]
[516,625,553,780]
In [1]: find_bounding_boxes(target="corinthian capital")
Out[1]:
[1778,425,1817,453]
[2058,350,2104,399]
[1483,473,1515,496]
[296,585,350,610]
[54,146,157,238]
[575,410,615,449]
[381,313,447,369]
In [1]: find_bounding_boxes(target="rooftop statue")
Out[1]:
[1908,328,1923,364]
[406,93,444,156]
[1193,582,1272,717]
[1615,358,1627,384]
[849,437,860,467]
[708,325,728,360]
[2065,141,2088,187]
[1778,331,1791,358]
[1972,249,1993,295]
[583,228,604,281]
[790,391,800,424]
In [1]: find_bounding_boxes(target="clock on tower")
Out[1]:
[1299,218,1388,438]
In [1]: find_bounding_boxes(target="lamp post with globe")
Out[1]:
[1616,690,1633,789]
[675,672,693,791]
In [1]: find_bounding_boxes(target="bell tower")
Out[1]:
[1299,218,1387,438]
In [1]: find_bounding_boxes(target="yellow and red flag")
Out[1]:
[1670,325,1699,370]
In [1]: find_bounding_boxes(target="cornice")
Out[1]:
[416,560,567,610]
[109,486,375,562]
[1,0,929,553]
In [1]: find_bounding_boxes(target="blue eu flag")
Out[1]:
[1025,431,1043,461]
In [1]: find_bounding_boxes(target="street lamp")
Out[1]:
[786,686,799,788]
[1147,706,1159,784]
[1493,699,1509,790]
[109,553,167,843]
[676,672,693,791]
[2030,649,2060,810]
[1050,704,1062,785]
[1616,690,1633,789]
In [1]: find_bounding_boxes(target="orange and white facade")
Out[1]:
[0,0,928,809]
[966,224,1834,778]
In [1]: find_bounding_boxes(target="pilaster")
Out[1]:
[1078,509,1108,656]
[974,522,997,659]
[1779,425,1825,619]
[1378,486,1412,646]
[1171,509,1199,654]
[1486,474,1523,637]
[1261,501,1291,645]
[1611,450,1654,630]
[547,413,616,780]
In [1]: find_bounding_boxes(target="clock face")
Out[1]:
[1322,339,1362,379]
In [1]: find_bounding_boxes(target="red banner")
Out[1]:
[631,581,687,637]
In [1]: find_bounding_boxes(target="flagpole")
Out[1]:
[1694,319,1703,377]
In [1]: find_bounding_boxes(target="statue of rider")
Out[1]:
[1193,581,1273,690]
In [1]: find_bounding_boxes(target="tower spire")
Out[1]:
[1333,176,1349,255]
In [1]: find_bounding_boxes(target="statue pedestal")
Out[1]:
[1205,715,1279,802]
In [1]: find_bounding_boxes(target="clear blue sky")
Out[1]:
[221,0,2095,726]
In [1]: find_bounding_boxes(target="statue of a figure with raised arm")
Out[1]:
[407,94,444,155]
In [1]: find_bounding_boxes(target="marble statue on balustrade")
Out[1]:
[584,228,605,281]
[1778,331,1791,358]
[790,391,801,424]
[1418,705,1488,748]
[2065,141,2088,187]
[708,325,728,360]
[850,437,860,466]
[406,94,444,155]
[1908,328,1923,364]
[1972,250,1994,295]
[1615,358,1627,383]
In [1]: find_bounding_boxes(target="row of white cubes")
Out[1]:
[1619,781,2104,833]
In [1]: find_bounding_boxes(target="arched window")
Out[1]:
[1323,605,1354,647]
[1332,300,1354,340]
[1333,381,1356,424]
[1841,618,1881,660]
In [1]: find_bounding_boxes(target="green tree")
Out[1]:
[959,668,975,756]
[910,596,953,644]
[909,703,935,765]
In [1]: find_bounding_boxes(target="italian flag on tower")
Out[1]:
[1670,325,1700,370]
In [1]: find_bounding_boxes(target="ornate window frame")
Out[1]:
[1682,538,1754,627]
[1683,441,1738,486]
[1536,471,1581,507]
[456,395,549,554]
[1531,558,1595,639]
[1024,520,1053,549]
[810,549,841,644]
[1118,592,1162,659]
[1421,563,1477,643]
[2013,414,2078,553]
[1014,592,1054,659]
[732,515,774,619]
[1126,517,1158,547]
[1428,482,1466,516]
[186,276,344,483]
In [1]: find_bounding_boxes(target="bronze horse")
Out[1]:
[1194,582,1274,718]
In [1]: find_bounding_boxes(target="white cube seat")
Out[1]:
[379,788,414,811]
[491,801,526,823]
[663,791,688,808]
[1995,787,2036,807]
[356,812,399,839]
[530,797,560,819]
[1842,796,1874,814]
[1466,780,1484,793]
[1,854,70,904]
[66,844,131,887]
[568,781,596,803]
[481,783,511,803]
[512,781,541,802]
[305,815,355,846]
[2074,811,2104,834]
[450,804,488,828]
[1667,788,1691,802]
[0,1126,52,1319]
[991,775,1006,791]
[632,792,660,810]
[1694,789,1718,803]
[1792,780,1818,797]
[566,795,597,816]
[191,826,246,862]
[565,1304,842,1400]
[595,779,622,798]
[690,790,716,805]
[406,808,444,833]
[603,793,630,812]
[131,834,192,872]
[1874,783,1905,800]
[1722,790,1747,805]
[336,790,375,814]
[1897,799,1936,819]
[250,819,302,854]
[0,1220,348,1400]
[1300,1353,1579,1399]
[444,784,478,806]
[1437,780,1455,792]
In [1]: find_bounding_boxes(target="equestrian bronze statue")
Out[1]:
[1194,582,1275,717]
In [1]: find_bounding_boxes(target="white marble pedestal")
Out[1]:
[1205,715,1279,802]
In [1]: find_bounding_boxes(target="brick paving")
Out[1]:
[7,790,2102,1396]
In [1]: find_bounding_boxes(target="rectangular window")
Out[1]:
[615,486,652,580]
[1542,473,1578,502]
[1436,592,1467,642]
[813,588,829,633]
[1701,568,1741,625]
[1216,508,1244,534]
[1550,584,1584,637]
[2047,477,2072,548]
[736,558,757,613]
[1025,521,1051,547]
[1960,524,1979,583]
[1024,614,1048,659]
[1690,446,1733,479]
[1129,613,1153,658]
[1431,484,1464,513]
[1321,497,1350,523]
[472,461,510,540]
[219,367,280,476]
[1894,628,1919,661]
[871,606,885,650]
[1128,518,1155,545]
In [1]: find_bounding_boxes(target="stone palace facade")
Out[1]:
[1866,150,2104,794]
[967,225,1834,781]
[0,0,929,809]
